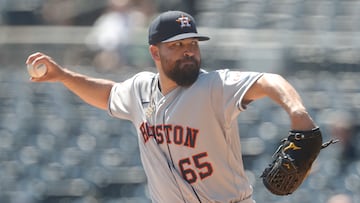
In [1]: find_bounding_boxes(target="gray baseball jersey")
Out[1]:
[108,69,263,203]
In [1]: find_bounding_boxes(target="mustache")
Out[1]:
[177,56,198,64]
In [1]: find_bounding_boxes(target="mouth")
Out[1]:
[181,61,195,66]
[179,58,197,67]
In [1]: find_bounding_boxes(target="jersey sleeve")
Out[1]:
[107,72,154,121]
[213,70,263,123]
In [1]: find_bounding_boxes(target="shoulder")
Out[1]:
[118,71,156,87]
[198,69,262,83]
[112,71,156,92]
[132,71,157,82]
[196,69,234,86]
[111,71,156,101]
[197,69,225,81]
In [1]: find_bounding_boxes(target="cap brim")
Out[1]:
[162,33,210,43]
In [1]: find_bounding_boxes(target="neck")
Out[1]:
[158,74,178,95]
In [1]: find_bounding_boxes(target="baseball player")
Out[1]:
[26,11,316,203]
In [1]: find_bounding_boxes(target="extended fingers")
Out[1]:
[26,52,51,66]
[26,52,43,64]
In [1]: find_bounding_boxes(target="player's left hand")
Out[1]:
[261,127,338,195]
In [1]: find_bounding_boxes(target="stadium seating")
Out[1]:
[0,0,360,202]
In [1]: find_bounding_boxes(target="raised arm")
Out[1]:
[26,52,115,110]
[243,73,316,130]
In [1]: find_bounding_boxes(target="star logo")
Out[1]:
[176,15,191,28]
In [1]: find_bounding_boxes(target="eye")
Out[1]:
[167,41,182,49]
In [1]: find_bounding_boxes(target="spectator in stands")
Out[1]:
[326,194,353,203]
[41,0,76,25]
[328,110,358,168]
[85,0,150,72]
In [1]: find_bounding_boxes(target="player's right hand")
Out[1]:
[25,52,66,82]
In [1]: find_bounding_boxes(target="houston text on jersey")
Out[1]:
[139,122,199,148]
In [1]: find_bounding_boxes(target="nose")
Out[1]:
[183,50,194,57]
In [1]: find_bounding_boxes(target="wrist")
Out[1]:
[289,109,316,130]
[58,68,73,83]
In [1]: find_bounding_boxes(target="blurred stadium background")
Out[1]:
[1,0,360,202]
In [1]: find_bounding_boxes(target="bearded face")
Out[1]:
[157,39,202,87]
[161,55,200,87]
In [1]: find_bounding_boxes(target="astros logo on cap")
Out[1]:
[176,15,191,28]
[148,11,209,45]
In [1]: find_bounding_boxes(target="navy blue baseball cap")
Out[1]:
[148,11,210,45]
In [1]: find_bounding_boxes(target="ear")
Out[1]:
[149,45,160,61]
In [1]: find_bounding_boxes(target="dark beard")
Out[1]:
[167,57,200,87]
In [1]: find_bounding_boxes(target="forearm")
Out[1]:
[60,68,115,110]
[245,73,316,130]
[264,74,315,129]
